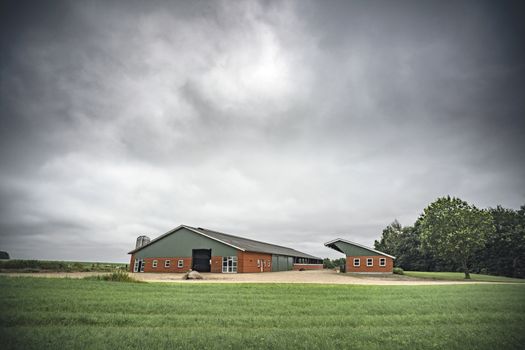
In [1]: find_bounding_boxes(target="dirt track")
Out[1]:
[0,269,483,285]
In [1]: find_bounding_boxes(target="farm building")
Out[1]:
[129,225,323,273]
[324,238,395,273]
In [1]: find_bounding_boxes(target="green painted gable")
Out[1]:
[333,241,387,257]
[133,227,238,258]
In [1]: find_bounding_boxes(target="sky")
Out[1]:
[1,0,524,262]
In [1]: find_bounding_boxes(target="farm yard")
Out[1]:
[2,269,523,285]
[1,276,524,350]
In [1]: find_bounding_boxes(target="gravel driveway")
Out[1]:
[1,269,479,285]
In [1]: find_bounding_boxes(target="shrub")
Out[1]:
[393,267,404,275]
[84,270,141,283]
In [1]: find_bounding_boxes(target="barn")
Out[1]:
[129,225,323,273]
[324,238,395,273]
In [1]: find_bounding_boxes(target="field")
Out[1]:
[0,259,127,273]
[1,277,524,349]
[404,271,525,283]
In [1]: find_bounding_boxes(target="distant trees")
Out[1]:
[374,198,524,279]
[323,257,346,269]
[0,251,9,260]
[476,205,525,278]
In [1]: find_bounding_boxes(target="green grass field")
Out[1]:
[404,271,525,283]
[1,277,524,350]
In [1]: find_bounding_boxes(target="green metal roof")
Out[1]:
[324,238,396,259]
[129,225,322,260]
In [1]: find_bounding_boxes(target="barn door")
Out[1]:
[192,249,211,272]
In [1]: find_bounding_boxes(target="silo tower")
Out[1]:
[135,235,151,249]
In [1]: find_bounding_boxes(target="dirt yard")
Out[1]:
[0,269,482,285]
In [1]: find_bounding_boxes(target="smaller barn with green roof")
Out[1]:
[324,238,395,273]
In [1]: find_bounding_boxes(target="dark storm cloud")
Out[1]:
[0,0,524,261]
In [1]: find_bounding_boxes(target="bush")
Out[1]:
[84,271,141,283]
[393,267,404,275]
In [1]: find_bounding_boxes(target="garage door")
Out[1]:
[192,249,211,272]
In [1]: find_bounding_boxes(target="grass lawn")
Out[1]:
[1,277,524,350]
[404,271,525,283]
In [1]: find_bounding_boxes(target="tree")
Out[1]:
[419,196,495,279]
[374,220,402,255]
[475,205,525,278]
[323,258,335,269]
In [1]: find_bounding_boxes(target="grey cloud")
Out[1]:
[0,0,524,261]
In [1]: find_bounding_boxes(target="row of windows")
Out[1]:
[353,258,387,267]
[151,259,184,268]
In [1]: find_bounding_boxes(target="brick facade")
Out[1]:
[131,251,317,274]
[144,257,193,273]
[129,254,135,272]
[210,256,222,273]
[293,263,323,271]
[237,251,272,273]
[346,255,394,273]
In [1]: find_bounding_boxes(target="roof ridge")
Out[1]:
[194,226,302,251]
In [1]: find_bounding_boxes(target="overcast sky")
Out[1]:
[1,0,524,262]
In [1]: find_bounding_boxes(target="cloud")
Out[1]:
[0,0,524,261]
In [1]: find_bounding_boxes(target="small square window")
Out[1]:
[178,259,184,268]
[353,258,360,267]
[165,260,170,268]
[367,258,373,267]
[380,258,386,267]
[152,260,158,268]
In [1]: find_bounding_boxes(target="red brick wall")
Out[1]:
[129,254,135,272]
[211,256,222,273]
[238,251,272,273]
[130,256,225,273]
[143,257,192,273]
[293,264,323,270]
[346,255,394,273]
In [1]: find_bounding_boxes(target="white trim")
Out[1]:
[164,260,170,268]
[324,238,396,259]
[152,260,158,268]
[128,224,246,254]
[353,258,360,267]
[366,258,373,267]
[177,259,184,268]
[379,258,386,267]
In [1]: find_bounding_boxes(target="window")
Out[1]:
[379,258,386,267]
[367,258,373,267]
[134,259,145,272]
[178,259,184,268]
[165,260,171,268]
[353,258,360,267]
[152,260,158,268]
[222,256,238,273]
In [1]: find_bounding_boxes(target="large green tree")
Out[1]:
[419,196,495,279]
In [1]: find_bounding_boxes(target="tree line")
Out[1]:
[374,197,524,279]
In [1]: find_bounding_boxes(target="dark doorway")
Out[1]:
[192,249,211,272]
